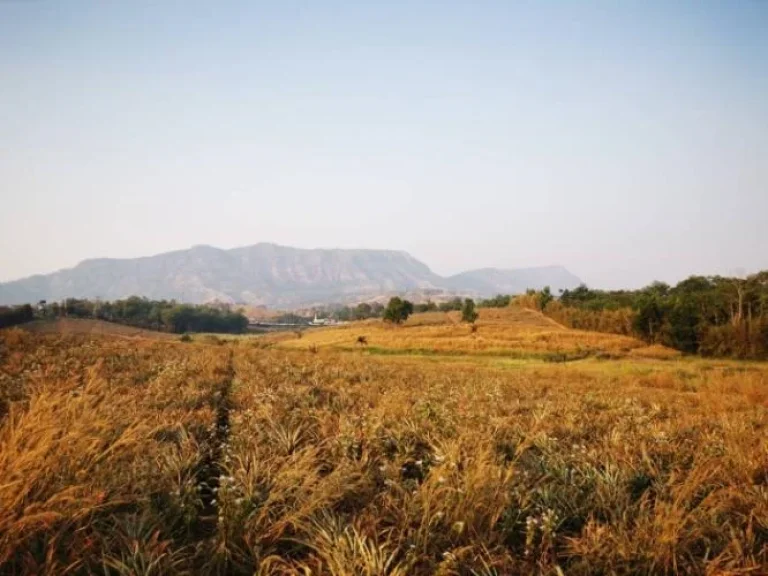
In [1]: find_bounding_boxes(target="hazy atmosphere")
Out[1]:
[4,4,768,574]
[1,1,766,288]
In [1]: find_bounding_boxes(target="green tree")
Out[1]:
[478,294,511,308]
[383,297,413,324]
[334,307,353,322]
[162,305,194,333]
[0,304,34,328]
[664,298,701,353]
[354,302,373,320]
[438,297,463,312]
[539,286,554,311]
[461,298,479,323]
[414,300,438,313]
[633,293,667,341]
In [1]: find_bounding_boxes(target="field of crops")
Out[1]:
[1,309,767,575]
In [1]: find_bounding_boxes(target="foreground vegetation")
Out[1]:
[1,307,767,574]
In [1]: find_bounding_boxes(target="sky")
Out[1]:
[1,1,766,289]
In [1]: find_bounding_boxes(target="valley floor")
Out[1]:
[0,308,766,574]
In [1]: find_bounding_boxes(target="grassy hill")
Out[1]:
[276,306,675,360]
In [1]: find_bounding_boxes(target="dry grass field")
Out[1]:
[1,306,767,575]
[278,308,658,361]
[19,318,177,340]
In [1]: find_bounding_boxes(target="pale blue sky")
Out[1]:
[1,1,766,288]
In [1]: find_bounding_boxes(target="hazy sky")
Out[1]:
[1,1,766,288]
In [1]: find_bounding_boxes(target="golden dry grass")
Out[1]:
[278,307,651,360]
[629,344,684,361]
[20,318,176,340]
[1,309,767,575]
[0,329,230,574]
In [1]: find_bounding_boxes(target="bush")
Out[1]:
[461,299,478,323]
[478,294,511,308]
[383,297,414,324]
[438,298,463,312]
[414,301,438,313]
[0,305,34,329]
[698,323,767,359]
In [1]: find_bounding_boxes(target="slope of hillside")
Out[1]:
[0,243,582,306]
[277,305,658,359]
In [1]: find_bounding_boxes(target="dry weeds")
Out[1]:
[1,314,767,575]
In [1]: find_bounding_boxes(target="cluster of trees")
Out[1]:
[543,272,768,358]
[478,294,512,308]
[411,296,505,313]
[383,297,414,324]
[461,298,478,323]
[332,302,386,322]
[159,304,248,334]
[0,304,34,329]
[269,312,308,325]
[435,298,464,312]
[382,297,479,325]
[326,295,508,321]
[312,295,494,326]
[412,298,481,313]
[414,301,439,313]
[38,296,249,334]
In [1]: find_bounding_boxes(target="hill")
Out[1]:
[446,266,582,295]
[0,243,582,307]
[275,305,671,360]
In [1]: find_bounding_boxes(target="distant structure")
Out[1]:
[311,313,328,326]
[311,313,342,327]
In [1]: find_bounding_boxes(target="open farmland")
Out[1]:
[1,307,767,575]
[276,307,668,361]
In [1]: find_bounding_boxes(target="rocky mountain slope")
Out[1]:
[0,243,582,307]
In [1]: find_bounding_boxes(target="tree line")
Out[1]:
[381,296,479,324]
[1,297,249,334]
[319,293,510,324]
[316,293,512,323]
[6,273,765,358]
[375,275,768,359]
[531,272,768,358]
[0,304,34,329]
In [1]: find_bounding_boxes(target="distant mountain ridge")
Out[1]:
[0,243,582,307]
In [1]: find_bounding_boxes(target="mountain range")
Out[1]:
[0,243,582,308]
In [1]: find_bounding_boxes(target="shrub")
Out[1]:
[383,297,414,324]
[461,299,478,324]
